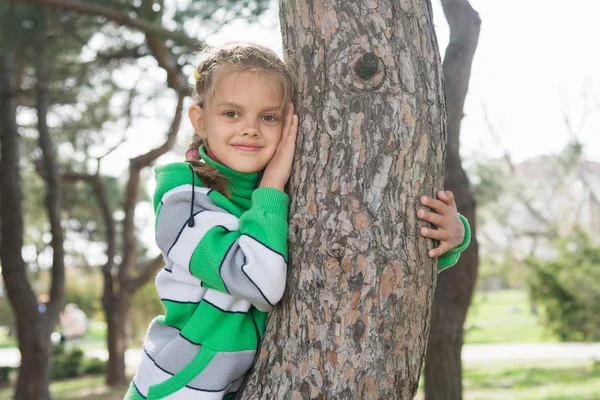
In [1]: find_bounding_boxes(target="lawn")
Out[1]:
[1,362,599,400]
[415,361,600,400]
[0,376,127,400]
[464,289,557,344]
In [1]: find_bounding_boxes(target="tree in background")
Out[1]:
[424,0,480,399]
[239,0,447,397]
[0,6,73,398]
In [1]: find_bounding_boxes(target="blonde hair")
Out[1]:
[186,42,296,196]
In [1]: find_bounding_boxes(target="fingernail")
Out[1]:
[421,227,427,235]
[421,196,428,204]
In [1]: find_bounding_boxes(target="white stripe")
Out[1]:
[239,235,287,308]
[155,267,206,303]
[156,266,251,312]
[167,211,239,270]
[203,288,251,313]
[161,185,211,204]
[133,351,226,400]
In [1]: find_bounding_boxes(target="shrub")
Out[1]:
[527,230,600,341]
[82,357,107,375]
[50,344,84,380]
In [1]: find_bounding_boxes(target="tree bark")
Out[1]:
[0,10,67,395]
[0,54,52,400]
[0,52,50,400]
[424,1,480,399]
[238,1,446,398]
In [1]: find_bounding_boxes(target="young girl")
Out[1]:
[125,42,470,400]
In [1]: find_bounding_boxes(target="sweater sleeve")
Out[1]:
[437,214,471,273]
[155,185,289,312]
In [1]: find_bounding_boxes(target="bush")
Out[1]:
[82,357,106,375]
[0,367,13,385]
[527,230,600,341]
[50,344,84,380]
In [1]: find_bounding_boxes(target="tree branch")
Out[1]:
[35,19,66,324]
[120,91,184,281]
[9,0,201,49]
[126,255,164,292]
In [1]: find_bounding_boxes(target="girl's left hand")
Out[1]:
[417,190,465,258]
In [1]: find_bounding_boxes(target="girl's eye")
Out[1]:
[261,115,279,123]
[223,111,239,118]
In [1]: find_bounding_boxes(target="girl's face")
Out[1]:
[189,70,285,174]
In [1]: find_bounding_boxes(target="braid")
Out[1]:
[185,136,230,197]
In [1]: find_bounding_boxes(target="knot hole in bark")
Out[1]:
[354,52,379,80]
[350,52,385,91]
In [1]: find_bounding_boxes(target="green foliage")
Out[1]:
[469,159,507,207]
[526,230,600,341]
[50,345,85,380]
[82,357,107,375]
[0,366,13,385]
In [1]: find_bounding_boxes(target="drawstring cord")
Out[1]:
[188,164,196,227]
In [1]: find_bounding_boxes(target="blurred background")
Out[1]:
[0,0,599,399]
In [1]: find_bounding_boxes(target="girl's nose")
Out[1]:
[242,121,259,137]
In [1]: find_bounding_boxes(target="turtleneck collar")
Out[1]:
[198,144,260,201]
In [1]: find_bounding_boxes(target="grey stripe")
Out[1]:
[156,188,226,255]
[143,320,180,359]
[220,243,268,305]
[145,321,256,391]
[189,348,255,390]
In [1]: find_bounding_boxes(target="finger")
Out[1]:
[428,244,449,258]
[417,209,446,227]
[281,104,297,144]
[420,227,449,241]
[281,103,294,138]
[285,115,299,152]
[420,196,448,215]
[438,190,457,210]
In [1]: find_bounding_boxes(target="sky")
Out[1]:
[197,0,600,165]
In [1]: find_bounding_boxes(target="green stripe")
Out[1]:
[181,302,257,351]
[240,211,288,261]
[189,227,239,291]
[158,301,198,332]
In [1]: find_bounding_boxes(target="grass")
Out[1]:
[2,363,599,400]
[0,375,127,400]
[416,361,600,400]
[464,289,558,344]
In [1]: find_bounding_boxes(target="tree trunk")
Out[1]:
[424,1,480,399]
[0,55,51,400]
[105,293,131,386]
[238,1,446,398]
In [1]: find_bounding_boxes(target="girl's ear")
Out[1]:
[189,104,206,139]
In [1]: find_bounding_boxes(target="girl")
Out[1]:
[125,42,470,400]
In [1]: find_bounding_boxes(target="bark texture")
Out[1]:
[424,1,480,399]
[238,1,446,398]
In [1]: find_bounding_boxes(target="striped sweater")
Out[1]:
[125,146,289,400]
[125,146,471,400]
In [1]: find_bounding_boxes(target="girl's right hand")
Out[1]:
[260,103,298,191]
